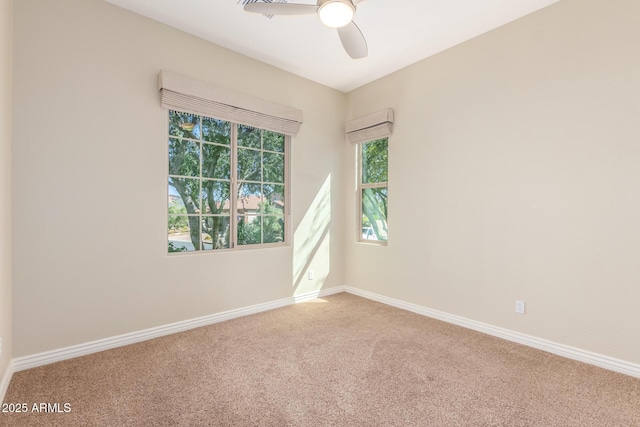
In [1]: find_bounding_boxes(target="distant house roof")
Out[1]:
[222,195,261,212]
[237,195,261,211]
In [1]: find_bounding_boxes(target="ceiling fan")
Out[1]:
[243,0,368,59]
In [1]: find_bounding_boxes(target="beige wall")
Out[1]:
[345,0,640,364]
[0,0,13,378]
[12,0,346,356]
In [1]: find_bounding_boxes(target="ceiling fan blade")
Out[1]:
[337,21,368,59]
[244,2,319,16]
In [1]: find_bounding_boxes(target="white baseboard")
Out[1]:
[344,286,640,379]
[11,285,639,380]
[0,359,14,404]
[12,286,345,372]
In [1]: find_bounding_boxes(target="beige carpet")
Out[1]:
[2,293,639,426]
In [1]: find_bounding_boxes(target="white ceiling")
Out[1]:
[105,0,560,92]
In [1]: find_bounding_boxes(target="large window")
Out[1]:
[358,138,388,243]
[168,110,288,253]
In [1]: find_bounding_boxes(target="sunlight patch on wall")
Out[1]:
[293,175,331,295]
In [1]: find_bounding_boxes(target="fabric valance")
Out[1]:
[159,70,303,136]
[346,108,394,143]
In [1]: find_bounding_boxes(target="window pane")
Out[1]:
[202,118,230,145]
[238,181,262,198]
[169,139,200,177]
[238,182,262,214]
[168,178,200,214]
[362,187,388,241]
[168,215,200,252]
[202,180,230,214]
[264,184,285,214]
[261,182,284,243]
[362,138,388,184]
[238,148,261,181]
[202,143,231,180]
[168,234,195,252]
[263,152,284,183]
[168,215,192,253]
[168,184,186,212]
[263,215,285,244]
[263,130,285,152]
[238,214,261,245]
[238,125,261,149]
[202,216,230,250]
[169,111,201,139]
[168,214,189,232]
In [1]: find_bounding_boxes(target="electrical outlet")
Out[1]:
[308,270,315,280]
[515,300,526,314]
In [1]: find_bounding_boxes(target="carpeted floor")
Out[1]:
[1,293,639,426]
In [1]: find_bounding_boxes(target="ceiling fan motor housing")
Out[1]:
[318,0,355,28]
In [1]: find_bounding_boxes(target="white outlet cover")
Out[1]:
[515,300,526,314]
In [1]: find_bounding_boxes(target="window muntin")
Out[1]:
[168,111,288,253]
[359,138,388,243]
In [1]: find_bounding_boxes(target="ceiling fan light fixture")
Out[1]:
[318,0,354,28]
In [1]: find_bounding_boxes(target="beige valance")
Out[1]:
[346,108,394,143]
[159,70,303,136]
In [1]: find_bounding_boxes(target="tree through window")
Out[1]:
[168,110,288,253]
[359,138,388,243]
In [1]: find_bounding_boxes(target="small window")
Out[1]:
[168,110,288,253]
[358,138,388,243]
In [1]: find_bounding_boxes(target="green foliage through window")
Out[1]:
[360,138,388,242]
[168,111,287,253]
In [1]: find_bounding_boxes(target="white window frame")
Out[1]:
[167,111,290,254]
